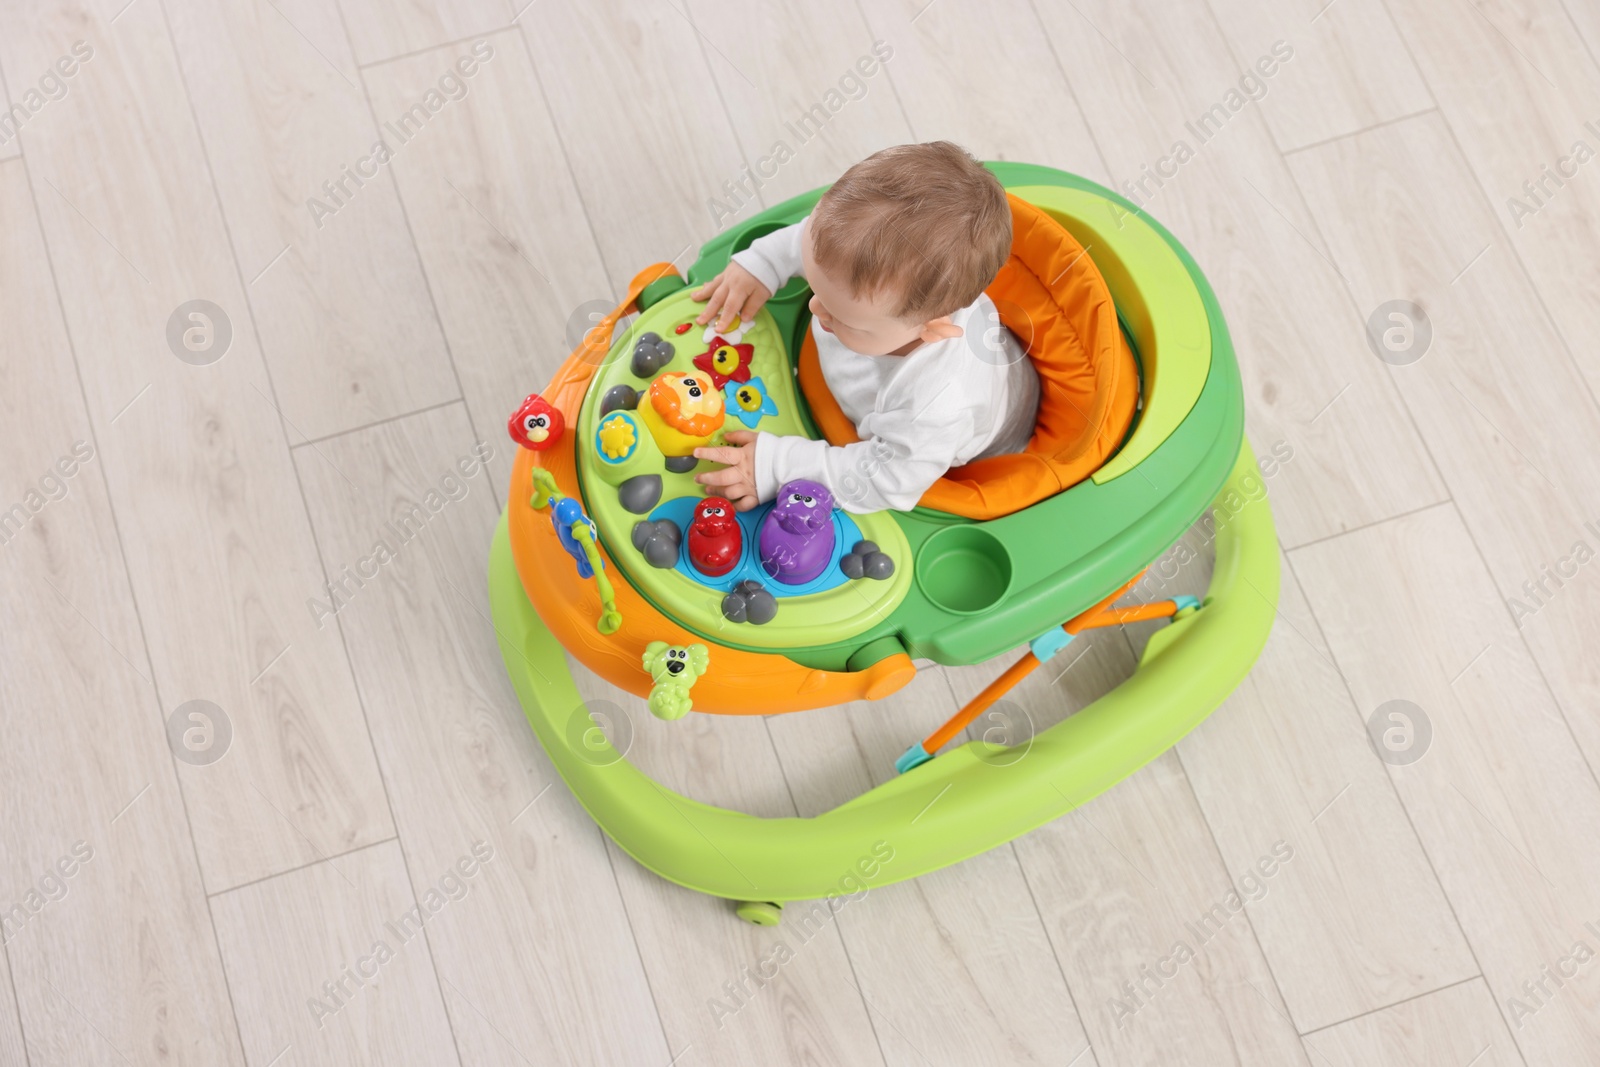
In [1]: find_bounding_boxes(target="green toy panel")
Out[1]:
[575,287,913,651]
[1006,185,1213,485]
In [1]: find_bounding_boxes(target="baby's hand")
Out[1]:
[691,263,772,333]
[694,430,758,511]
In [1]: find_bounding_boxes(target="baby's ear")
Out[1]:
[919,316,963,344]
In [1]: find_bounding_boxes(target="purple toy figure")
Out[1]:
[758,479,836,585]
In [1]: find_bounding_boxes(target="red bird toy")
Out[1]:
[687,497,742,577]
[692,336,754,389]
[508,393,564,451]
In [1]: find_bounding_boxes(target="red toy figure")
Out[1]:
[687,497,742,577]
[508,393,564,450]
[691,336,754,389]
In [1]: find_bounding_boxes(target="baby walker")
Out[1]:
[488,161,1279,924]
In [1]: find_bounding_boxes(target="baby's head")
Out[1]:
[803,142,1010,356]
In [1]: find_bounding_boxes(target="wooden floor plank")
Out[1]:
[940,634,1306,1065]
[0,954,25,1066]
[1287,110,1600,817]
[1383,0,1600,399]
[0,63,22,161]
[1031,0,1446,548]
[852,0,1107,180]
[1301,978,1523,1067]
[1017,753,1309,1065]
[1375,0,1600,775]
[294,403,671,1066]
[1562,1,1600,68]
[0,162,244,1067]
[1125,516,1476,1032]
[338,0,510,68]
[600,830,887,1067]
[767,670,1099,1067]
[210,840,461,1067]
[1204,0,1432,152]
[689,0,913,204]
[563,671,884,1065]
[518,1,753,290]
[166,0,460,442]
[363,28,613,497]
[0,0,397,893]
[1293,505,1600,1062]
[1175,542,1477,1031]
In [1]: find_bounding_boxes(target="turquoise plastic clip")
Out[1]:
[1029,626,1075,662]
[895,743,933,774]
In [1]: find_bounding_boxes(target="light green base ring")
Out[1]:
[488,440,1278,907]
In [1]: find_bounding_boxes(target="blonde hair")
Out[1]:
[809,142,1011,320]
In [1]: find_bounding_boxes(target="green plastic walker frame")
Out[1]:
[487,162,1279,920]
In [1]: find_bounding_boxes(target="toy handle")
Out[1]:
[570,522,621,634]
[529,467,560,510]
[527,468,620,634]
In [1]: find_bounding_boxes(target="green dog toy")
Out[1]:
[641,641,709,719]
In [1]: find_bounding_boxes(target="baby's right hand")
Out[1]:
[691,262,772,332]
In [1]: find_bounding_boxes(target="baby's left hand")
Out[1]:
[694,430,758,511]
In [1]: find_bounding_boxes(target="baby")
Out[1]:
[691,141,1039,514]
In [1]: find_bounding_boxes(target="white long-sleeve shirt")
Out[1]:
[732,219,1040,513]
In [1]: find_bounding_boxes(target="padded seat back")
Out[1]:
[798,194,1140,519]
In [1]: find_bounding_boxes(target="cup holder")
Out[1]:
[915,525,1012,615]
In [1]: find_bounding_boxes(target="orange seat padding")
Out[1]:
[797,195,1140,520]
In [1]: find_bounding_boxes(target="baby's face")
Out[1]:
[802,225,928,356]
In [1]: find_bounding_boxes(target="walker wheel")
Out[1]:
[735,900,783,926]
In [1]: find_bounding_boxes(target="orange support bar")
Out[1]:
[901,569,1167,771]
[1061,569,1151,634]
[922,652,1042,755]
[1071,601,1184,629]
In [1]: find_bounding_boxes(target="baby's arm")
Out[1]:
[696,402,969,513]
[755,402,972,513]
[730,218,805,295]
[690,219,807,332]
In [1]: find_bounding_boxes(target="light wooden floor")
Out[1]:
[2,0,1598,1063]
